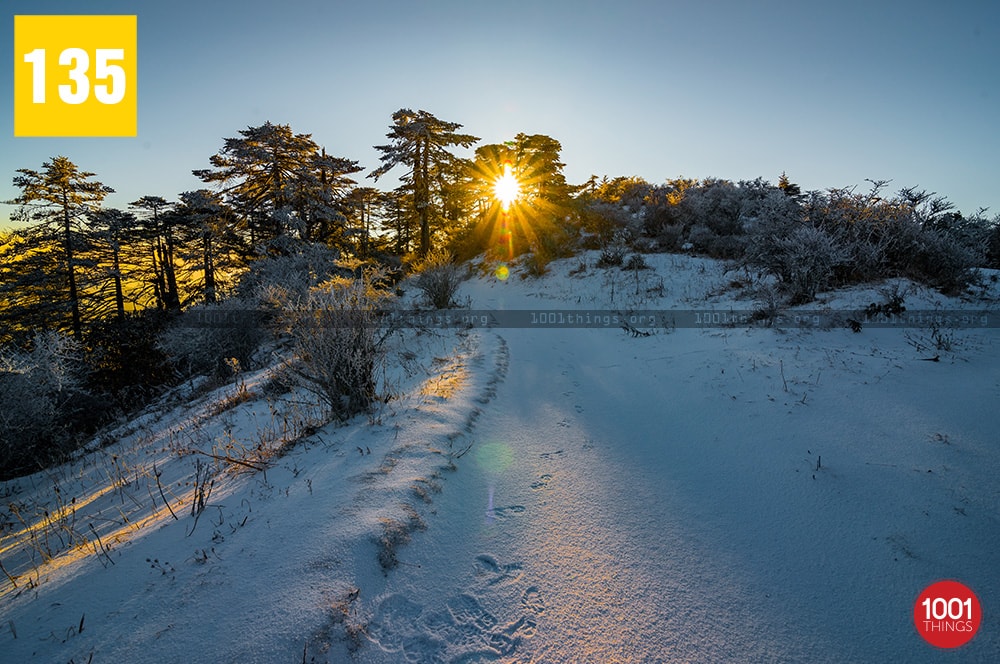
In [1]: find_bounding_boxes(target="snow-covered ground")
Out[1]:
[2,252,998,662]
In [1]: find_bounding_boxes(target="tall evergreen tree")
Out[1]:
[370,109,478,257]
[174,190,236,304]
[0,231,69,343]
[130,195,181,311]
[381,187,416,255]
[87,208,140,321]
[193,122,362,249]
[8,157,113,340]
[345,187,384,258]
[778,172,803,199]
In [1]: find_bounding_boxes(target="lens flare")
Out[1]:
[475,442,514,474]
[493,162,520,212]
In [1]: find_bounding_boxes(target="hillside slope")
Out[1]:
[2,252,997,662]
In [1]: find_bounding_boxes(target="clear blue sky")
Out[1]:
[3,0,999,227]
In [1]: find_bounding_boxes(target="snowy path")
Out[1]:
[358,320,1000,662]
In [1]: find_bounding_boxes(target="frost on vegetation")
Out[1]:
[280,260,396,422]
[412,249,465,309]
[157,297,267,379]
[746,225,848,304]
[237,240,339,304]
[0,332,94,479]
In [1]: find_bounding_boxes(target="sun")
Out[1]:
[493,161,520,212]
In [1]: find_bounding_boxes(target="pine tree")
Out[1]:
[778,171,802,199]
[130,195,181,311]
[370,109,478,257]
[462,133,576,259]
[193,122,362,249]
[345,187,384,258]
[381,187,416,255]
[86,208,139,321]
[174,190,237,304]
[8,157,113,340]
[470,133,574,211]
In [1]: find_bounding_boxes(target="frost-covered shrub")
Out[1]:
[0,369,55,478]
[582,202,630,244]
[413,249,465,309]
[158,297,268,378]
[623,254,649,271]
[676,179,746,238]
[595,228,633,267]
[801,183,982,293]
[684,224,746,259]
[669,179,800,259]
[236,241,339,304]
[0,332,94,479]
[654,223,685,251]
[283,267,394,422]
[746,224,847,303]
[986,221,1000,269]
[686,224,715,252]
[905,230,982,294]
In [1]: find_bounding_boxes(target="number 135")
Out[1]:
[23,48,127,105]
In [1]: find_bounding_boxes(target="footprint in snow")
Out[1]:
[530,474,553,490]
[488,504,526,521]
[521,586,546,615]
[474,554,524,586]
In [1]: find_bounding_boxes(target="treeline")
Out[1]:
[578,174,1000,302]
[0,110,578,477]
[2,108,998,477]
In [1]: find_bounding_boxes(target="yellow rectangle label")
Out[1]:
[14,15,137,137]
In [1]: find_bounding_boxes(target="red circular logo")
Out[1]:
[914,580,982,648]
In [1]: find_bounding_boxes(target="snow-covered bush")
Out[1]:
[283,266,394,422]
[596,228,632,267]
[986,220,1000,269]
[581,201,631,246]
[803,184,983,293]
[667,178,799,259]
[413,250,464,309]
[676,179,746,239]
[0,332,93,479]
[236,241,339,304]
[904,229,982,294]
[746,224,848,303]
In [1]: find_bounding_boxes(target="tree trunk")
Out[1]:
[112,240,125,321]
[418,138,431,257]
[163,233,180,310]
[203,234,216,304]
[151,244,165,310]
[62,191,83,340]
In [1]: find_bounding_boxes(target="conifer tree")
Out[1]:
[130,195,181,311]
[174,190,236,304]
[778,171,803,199]
[370,109,478,257]
[87,208,139,321]
[8,157,113,340]
[193,122,362,249]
